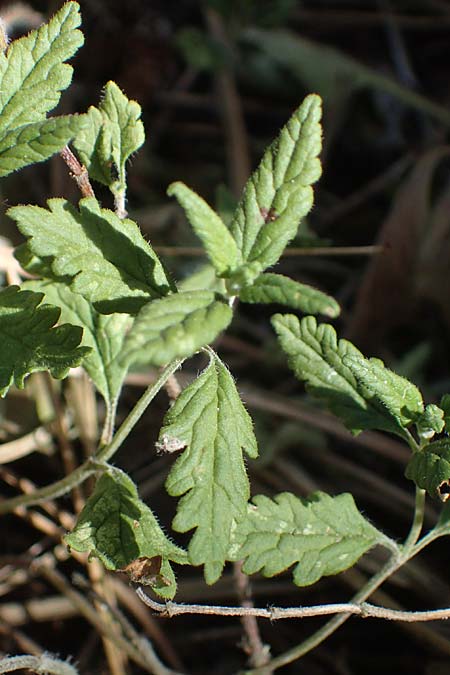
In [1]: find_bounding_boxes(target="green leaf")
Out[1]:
[0,114,87,177]
[227,94,322,290]
[120,291,233,368]
[64,469,187,599]
[239,273,340,317]
[343,355,424,430]
[230,491,383,586]
[415,404,445,442]
[405,440,450,502]
[0,2,83,131]
[0,285,89,397]
[272,313,423,437]
[8,197,174,314]
[0,2,86,176]
[23,280,131,406]
[167,181,239,275]
[73,81,144,197]
[161,353,258,583]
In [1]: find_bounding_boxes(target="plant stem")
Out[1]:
[403,488,426,549]
[0,359,184,514]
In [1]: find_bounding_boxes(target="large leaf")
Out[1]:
[227,94,322,290]
[0,1,86,176]
[161,353,258,583]
[0,285,89,397]
[24,280,131,406]
[230,491,384,586]
[272,314,423,437]
[239,273,339,317]
[167,181,239,276]
[73,81,145,200]
[8,197,174,314]
[405,440,450,502]
[65,469,187,599]
[120,291,233,368]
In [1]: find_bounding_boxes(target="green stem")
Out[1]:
[0,359,183,515]
[247,487,428,674]
[403,487,426,549]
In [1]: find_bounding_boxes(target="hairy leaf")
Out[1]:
[405,440,450,502]
[0,2,85,175]
[272,314,423,437]
[24,280,131,405]
[65,469,187,599]
[8,197,174,314]
[440,394,450,433]
[168,181,239,275]
[415,403,445,442]
[73,81,144,197]
[227,94,322,290]
[121,291,233,368]
[0,285,89,397]
[230,491,383,586]
[239,273,339,317]
[0,114,87,177]
[161,354,258,583]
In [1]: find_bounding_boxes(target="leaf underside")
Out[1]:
[230,491,383,586]
[161,353,258,584]
[64,469,187,599]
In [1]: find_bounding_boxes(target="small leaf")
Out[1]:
[121,291,233,368]
[167,181,239,275]
[272,313,422,437]
[0,285,89,397]
[161,353,258,583]
[73,81,145,197]
[228,94,322,288]
[405,440,450,502]
[64,469,187,599]
[230,491,383,586]
[415,404,445,442]
[239,273,340,317]
[24,280,131,406]
[8,197,174,314]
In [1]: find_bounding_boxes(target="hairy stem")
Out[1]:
[0,359,184,514]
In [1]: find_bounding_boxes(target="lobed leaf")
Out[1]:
[405,440,450,502]
[24,280,131,406]
[120,291,233,368]
[0,114,87,177]
[272,314,423,437]
[239,273,340,317]
[0,285,89,397]
[161,353,258,583]
[230,491,383,586]
[227,94,322,290]
[8,197,174,314]
[167,181,239,275]
[0,2,86,176]
[0,2,83,133]
[73,81,145,196]
[65,469,187,599]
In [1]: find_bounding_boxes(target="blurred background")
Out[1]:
[2,1,450,673]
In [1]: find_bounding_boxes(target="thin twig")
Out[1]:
[60,146,95,199]
[136,587,450,622]
[234,561,271,670]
